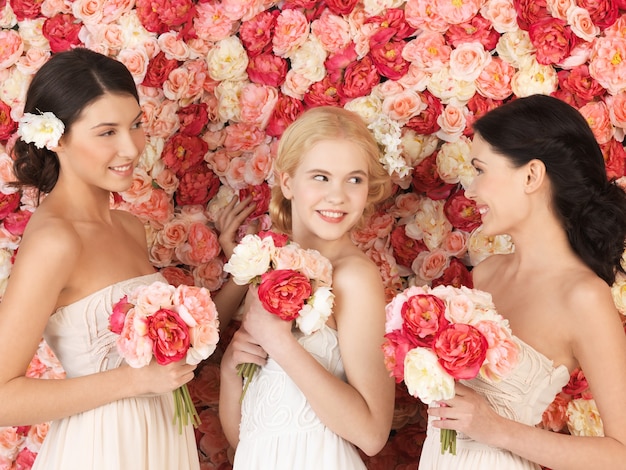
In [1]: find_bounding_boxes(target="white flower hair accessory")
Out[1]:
[17,111,65,150]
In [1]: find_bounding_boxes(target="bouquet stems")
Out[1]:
[173,384,201,434]
[237,362,259,403]
[440,428,457,455]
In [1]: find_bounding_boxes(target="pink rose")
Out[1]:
[325,0,358,15]
[578,0,619,29]
[109,296,133,335]
[3,209,31,236]
[433,323,487,380]
[0,30,23,70]
[369,29,409,80]
[160,266,195,287]
[247,53,288,87]
[514,0,550,31]
[338,56,380,101]
[579,100,613,145]
[401,294,449,347]
[147,308,190,365]
[382,333,413,382]
[304,76,342,108]
[239,9,278,57]
[445,14,500,50]
[601,139,626,180]
[9,0,42,20]
[541,393,570,432]
[257,269,312,320]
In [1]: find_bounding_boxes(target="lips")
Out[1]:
[317,210,346,223]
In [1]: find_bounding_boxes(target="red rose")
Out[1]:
[433,323,487,380]
[406,91,443,135]
[239,10,278,57]
[366,8,416,40]
[558,66,606,105]
[175,163,220,206]
[325,0,358,15]
[390,225,427,268]
[109,296,133,335]
[578,0,619,29]
[0,100,17,141]
[325,43,358,78]
[266,94,305,138]
[339,56,380,102]
[162,134,208,177]
[239,184,271,219]
[9,0,41,20]
[142,51,181,88]
[135,0,196,34]
[177,103,209,136]
[257,269,312,321]
[431,258,474,289]
[304,76,342,108]
[247,53,288,87]
[401,294,449,347]
[601,139,626,180]
[445,14,500,51]
[258,230,289,247]
[466,95,504,136]
[513,0,549,31]
[14,448,36,469]
[444,189,482,232]
[3,209,32,236]
[368,29,409,80]
[411,152,455,200]
[42,14,82,53]
[148,308,190,365]
[0,192,20,220]
[528,17,574,66]
[563,368,589,398]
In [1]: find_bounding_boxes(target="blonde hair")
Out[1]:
[269,106,392,234]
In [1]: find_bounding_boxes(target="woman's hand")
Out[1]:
[222,325,268,374]
[241,286,294,353]
[132,359,197,396]
[214,195,257,260]
[428,382,505,446]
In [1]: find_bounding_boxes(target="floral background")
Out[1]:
[1,0,626,468]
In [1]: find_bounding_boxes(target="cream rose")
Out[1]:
[404,347,455,404]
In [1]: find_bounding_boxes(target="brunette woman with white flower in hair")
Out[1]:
[0,48,201,469]
[219,106,396,469]
[419,94,626,469]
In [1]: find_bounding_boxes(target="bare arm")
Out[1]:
[242,257,395,455]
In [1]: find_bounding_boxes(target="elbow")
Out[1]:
[358,428,391,457]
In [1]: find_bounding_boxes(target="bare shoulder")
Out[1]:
[19,210,81,264]
[332,250,384,292]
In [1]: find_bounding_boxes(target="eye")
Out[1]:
[132,121,143,130]
[99,129,115,137]
[348,176,363,184]
[313,174,328,182]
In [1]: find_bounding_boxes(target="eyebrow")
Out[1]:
[90,110,143,130]
[306,168,368,175]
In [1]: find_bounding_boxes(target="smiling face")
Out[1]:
[54,92,145,194]
[279,138,370,247]
[465,134,531,236]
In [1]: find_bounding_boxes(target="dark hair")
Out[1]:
[12,48,139,197]
[472,94,626,285]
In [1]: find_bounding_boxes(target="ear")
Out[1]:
[278,172,293,200]
[523,159,546,194]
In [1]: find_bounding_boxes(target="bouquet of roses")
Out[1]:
[109,280,219,433]
[223,230,334,401]
[382,284,519,455]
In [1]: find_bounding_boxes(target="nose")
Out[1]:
[325,181,346,204]
[119,129,145,158]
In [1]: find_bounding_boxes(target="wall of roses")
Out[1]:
[1,0,626,468]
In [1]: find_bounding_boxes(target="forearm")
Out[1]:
[0,367,136,426]
[218,363,243,448]
[267,335,394,455]
[212,279,246,328]
[493,416,626,470]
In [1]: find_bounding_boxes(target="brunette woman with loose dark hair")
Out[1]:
[420,94,626,470]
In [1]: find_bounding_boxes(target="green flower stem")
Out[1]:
[236,362,260,403]
[173,384,201,434]
[440,428,457,455]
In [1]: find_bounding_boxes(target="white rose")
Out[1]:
[223,234,273,285]
[206,36,249,82]
[404,347,455,404]
[17,112,65,150]
[296,287,334,335]
[567,398,604,437]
